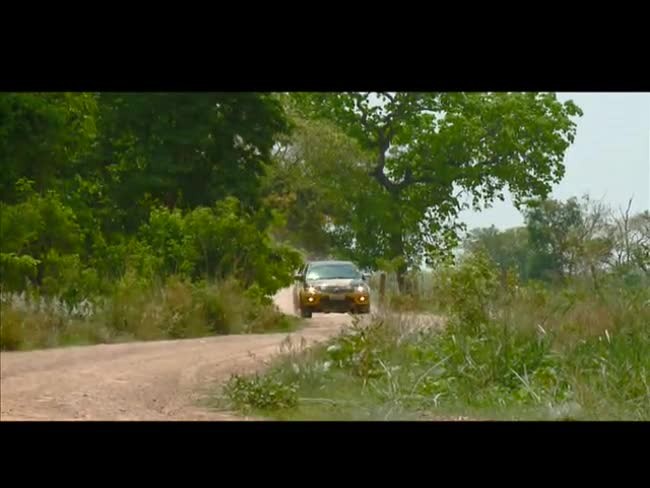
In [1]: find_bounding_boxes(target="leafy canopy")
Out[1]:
[291,92,583,270]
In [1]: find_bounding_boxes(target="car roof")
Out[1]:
[307,260,356,267]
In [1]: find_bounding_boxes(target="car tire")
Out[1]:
[300,307,312,318]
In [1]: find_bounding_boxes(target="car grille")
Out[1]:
[319,296,354,310]
[320,286,354,294]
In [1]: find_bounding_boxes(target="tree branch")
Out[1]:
[378,92,395,103]
[370,146,396,193]
[368,93,435,193]
[354,95,372,132]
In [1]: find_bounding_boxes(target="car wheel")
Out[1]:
[300,307,312,318]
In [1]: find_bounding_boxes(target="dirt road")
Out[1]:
[0,288,354,421]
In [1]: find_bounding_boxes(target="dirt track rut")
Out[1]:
[0,288,354,421]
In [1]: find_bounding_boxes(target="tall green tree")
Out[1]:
[292,92,582,290]
[524,195,614,283]
[0,92,98,202]
[264,116,370,258]
[1,92,302,301]
[463,225,531,280]
[96,93,290,232]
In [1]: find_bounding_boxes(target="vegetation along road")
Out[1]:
[0,288,352,421]
[2,93,647,421]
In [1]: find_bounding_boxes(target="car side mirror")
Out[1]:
[294,274,303,281]
[362,274,369,281]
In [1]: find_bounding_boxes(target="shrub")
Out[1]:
[192,279,249,335]
[223,373,298,412]
[433,251,501,332]
[1,272,299,351]
[0,301,69,350]
[220,275,650,420]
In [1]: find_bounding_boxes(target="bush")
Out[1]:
[105,276,267,340]
[1,274,299,351]
[0,253,40,293]
[192,279,249,335]
[0,192,84,296]
[223,373,298,412]
[0,300,70,350]
[136,199,304,296]
[220,266,650,420]
[388,294,421,312]
[0,303,26,350]
[432,251,501,331]
[248,306,298,333]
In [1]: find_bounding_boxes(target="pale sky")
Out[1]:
[460,92,650,230]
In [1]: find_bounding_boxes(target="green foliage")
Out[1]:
[135,198,303,295]
[0,191,97,301]
[1,301,68,351]
[105,275,256,340]
[222,256,649,420]
[0,191,82,258]
[434,251,501,330]
[0,92,309,351]
[525,197,586,281]
[0,93,98,202]
[324,320,388,382]
[96,93,290,230]
[290,92,583,280]
[464,195,648,289]
[264,116,371,259]
[0,304,25,350]
[0,253,40,292]
[137,206,187,276]
[40,251,104,309]
[223,374,298,412]
[0,276,296,351]
[463,225,531,280]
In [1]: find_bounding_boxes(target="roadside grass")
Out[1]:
[216,311,649,421]
[0,276,300,351]
[215,257,650,421]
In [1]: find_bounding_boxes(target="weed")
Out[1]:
[219,259,650,420]
[1,275,298,351]
[223,373,298,412]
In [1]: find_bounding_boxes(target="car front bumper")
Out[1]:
[299,289,370,313]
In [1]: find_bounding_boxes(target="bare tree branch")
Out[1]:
[620,197,634,264]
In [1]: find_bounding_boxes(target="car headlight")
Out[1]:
[356,285,368,293]
[307,286,317,294]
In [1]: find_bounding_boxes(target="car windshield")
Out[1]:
[306,264,360,280]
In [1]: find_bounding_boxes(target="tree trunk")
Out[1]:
[370,133,410,293]
[396,266,407,294]
[590,263,604,300]
[389,230,408,294]
[379,273,387,304]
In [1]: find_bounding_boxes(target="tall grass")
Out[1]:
[0,275,298,351]
[219,257,650,420]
